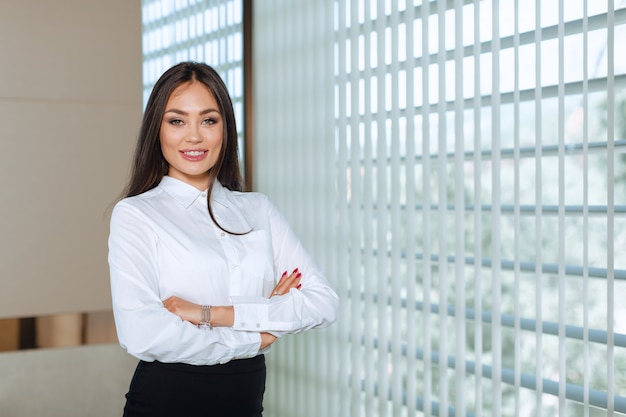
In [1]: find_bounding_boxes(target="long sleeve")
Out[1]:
[109,200,262,365]
[108,177,338,365]
[230,194,339,336]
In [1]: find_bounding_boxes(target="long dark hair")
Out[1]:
[123,61,245,233]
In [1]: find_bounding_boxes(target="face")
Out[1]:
[160,81,223,190]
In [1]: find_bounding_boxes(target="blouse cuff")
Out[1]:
[220,326,262,361]
[232,296,269,331]
[232,296,298,333]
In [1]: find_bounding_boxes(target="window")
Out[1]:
[145,1,626,415]
[333,0,626,416]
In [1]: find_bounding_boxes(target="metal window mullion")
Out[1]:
[453,1,466,416]
[472,1,484,414]
[582,1,591,415]
[404,1,417,414]
[375,2,389,416]
[389,2,403,416]
[407,73,626,119]
[419,351,626,412]
[403,295,626,347]
[408,8,626,69]
[415,202,626,217]
[490,1,502,415]
[534,0,544,414]
[436,0,450,414]
[512,0,522,415]
[557,0,567,414]
[420,0,433,414]
[606,1,616,415]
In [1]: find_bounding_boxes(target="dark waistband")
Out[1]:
[140,354,265,375]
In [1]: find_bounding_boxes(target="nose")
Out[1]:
[186,125,202,143]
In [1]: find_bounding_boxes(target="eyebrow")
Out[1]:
[163,108,220,116]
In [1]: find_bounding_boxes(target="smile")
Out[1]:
[183,150,206,156]
[180,150,208,161]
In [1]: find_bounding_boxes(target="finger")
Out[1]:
[273,271,292,290]
[270,271,287,298]
[276,269,297,284]
[272,271,302,296]
[162,297,173,310]
[276,272,298,291]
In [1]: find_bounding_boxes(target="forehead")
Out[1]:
[166,81,217,106]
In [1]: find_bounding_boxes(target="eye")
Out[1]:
[202,118,218,125]
[168,119,184,126]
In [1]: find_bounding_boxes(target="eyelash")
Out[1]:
[167,118,218,126]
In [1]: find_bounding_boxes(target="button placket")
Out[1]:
[215,220,242,295]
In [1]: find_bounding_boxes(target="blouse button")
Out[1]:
[256,323,261,328]
[241,322,246,327]
[220,232,225,237]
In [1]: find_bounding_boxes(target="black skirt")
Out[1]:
[123,355,266,417]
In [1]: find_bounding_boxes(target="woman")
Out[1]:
[108,61,339,417]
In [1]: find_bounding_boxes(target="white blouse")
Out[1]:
[108,176,338,366]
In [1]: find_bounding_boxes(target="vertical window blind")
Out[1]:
[145,1,626,416]
[330,0,626,415]
[141,0,245,166]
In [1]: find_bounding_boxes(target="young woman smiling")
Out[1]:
[108,62,338,417]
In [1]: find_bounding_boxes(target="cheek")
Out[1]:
[159,133,178,162]
[208,132,223,150]
[160,127,184,148]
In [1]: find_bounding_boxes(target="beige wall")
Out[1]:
[0,0,142,319]
[0,1,142,415]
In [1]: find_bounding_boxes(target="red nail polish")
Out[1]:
[297,284,302,289]
[282,271,287,277]
[293,268,299,274]
[296,273,302,278]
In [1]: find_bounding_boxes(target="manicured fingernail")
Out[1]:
[296,284,302,289]
[296,273,302,278]
[293,268,299,274]
[282,271,287,277]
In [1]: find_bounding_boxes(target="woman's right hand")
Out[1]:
[260,332,277,349]
[269,268,302,298]
[259,268,302,350]
[259,269,302,351]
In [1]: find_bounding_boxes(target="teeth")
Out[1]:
[184,150,205,156]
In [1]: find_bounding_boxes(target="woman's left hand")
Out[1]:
[163,296,202,325]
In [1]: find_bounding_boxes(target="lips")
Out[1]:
[180,149,208,161]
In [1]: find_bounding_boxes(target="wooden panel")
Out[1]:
[0,319,19,351]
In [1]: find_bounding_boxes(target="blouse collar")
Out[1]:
[158,176,229,209]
